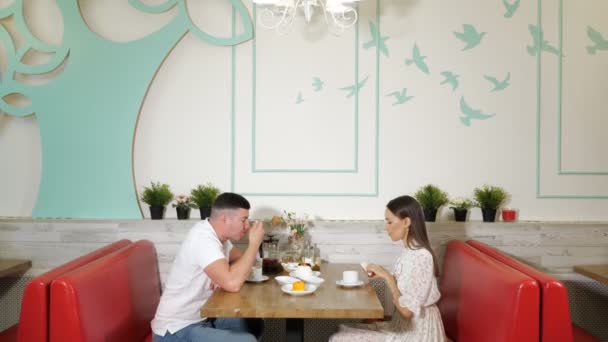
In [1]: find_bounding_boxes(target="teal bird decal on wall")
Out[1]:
[339,76,369,98]
[459,97,495,126]
[405,44,430,75]
[453,24,486,51]
[484,72,510,91]
[386,88,414,105]
[502,0,520,18]
[312,77,324,91]
[440,71,460,91]
[586,26,608,55]
[296,91,304,104]
[527,25,561,56]
[363,21,389,57]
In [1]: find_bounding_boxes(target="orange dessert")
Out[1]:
[292,280,306,291]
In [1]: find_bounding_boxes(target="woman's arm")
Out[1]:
[366,264,414,320]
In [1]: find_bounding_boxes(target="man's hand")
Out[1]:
[209,282,222,291]
[248,220,265,247]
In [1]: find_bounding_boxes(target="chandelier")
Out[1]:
[251,0,362,34]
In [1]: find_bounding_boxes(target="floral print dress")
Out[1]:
[329,246,447,342]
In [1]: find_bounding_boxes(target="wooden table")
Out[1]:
[201,263,384,342]
[0,259,32,278]
[574,264,608,285]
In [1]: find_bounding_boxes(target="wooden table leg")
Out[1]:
[286,318,303,342]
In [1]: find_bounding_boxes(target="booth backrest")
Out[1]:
[50,240,160,342]
[466,240,600,342]
[438,240,540,342]
[17,239,131,342]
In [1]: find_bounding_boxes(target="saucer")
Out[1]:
[289,271,321,278]
[336,279,365,287]
[281,283,317,296]
[246,275,269,283]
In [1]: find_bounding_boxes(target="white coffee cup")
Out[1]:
[295,265,313,278]
[342,270,359,284]
[251,265,263,280]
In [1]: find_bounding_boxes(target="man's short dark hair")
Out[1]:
[211,192,250,213]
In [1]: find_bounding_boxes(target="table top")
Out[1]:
[573,264,608,285]
[0,259,32,278]
[201,263,384,319]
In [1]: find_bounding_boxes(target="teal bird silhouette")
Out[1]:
[295,91,304,104]
[586,26,608,55]
[484,72,510,91]
[386,88,414,106]
[339,76,369,98]
[527,25,561,56]
[312,77,324,92]
[453,24,486,51]
[503,0,520,18]
[440,71,460,91]
[363,21,389,57]
[405,44,430,75]
[459,96,495,126]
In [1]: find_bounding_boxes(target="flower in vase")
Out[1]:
[283,210,311,239]
[172,195,196,210]
[449,197,474,210]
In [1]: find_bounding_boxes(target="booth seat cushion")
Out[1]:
[572,325,602,342]
[17,239,131,342]
[50,240,160,342]
[0,324,18,342]
[438,240,540,342]
[466,240,600,342]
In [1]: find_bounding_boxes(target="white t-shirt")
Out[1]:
[151,219,233,335]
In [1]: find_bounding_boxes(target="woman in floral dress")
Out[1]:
[329,195,448,342]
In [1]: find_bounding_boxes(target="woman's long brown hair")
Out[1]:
[386,195,439,276]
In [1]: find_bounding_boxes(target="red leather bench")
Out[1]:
[0,239,131,342]
[438,240,540,342]
[467,240,601,342]
[50,240,160,342]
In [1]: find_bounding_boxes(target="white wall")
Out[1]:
[1,0,607,220]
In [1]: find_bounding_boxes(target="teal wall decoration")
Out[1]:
[527,24,560,56]
[312,77,324,91]
[363,21,389,57]
[386,88,414,106]
[295,91,305,104]
[502,0,521,18]
[440,71,460,91]
[586,26,608,55]
[339,75,369,98]
[484,72,511,91]
[459,97,496,126]
[0,0,253,219]
[453,24,486,51]
[405,44,430,75]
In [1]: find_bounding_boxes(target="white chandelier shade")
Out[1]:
[251,0,362,34]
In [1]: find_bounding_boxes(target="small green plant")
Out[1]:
[140,182,173,207]
[172,195,196,209]
[473,184,508,209]
[414,184,449,210]
[449,197,474,210]
[190,183,221,209]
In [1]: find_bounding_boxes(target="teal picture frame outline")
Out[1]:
[536,0,608,198]
[556,0,608,175]
[249,6,359,173]
[230,1,380,196]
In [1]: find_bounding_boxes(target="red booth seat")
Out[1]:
[466,240,601,342]
[50,240,160,342]
[438,240,540,342]
[0,239,131,342]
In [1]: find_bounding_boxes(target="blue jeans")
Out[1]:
[153,318,264,342]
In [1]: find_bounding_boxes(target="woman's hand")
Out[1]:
[366,264,390,280]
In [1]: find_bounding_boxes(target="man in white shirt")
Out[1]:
[152,192,265,342]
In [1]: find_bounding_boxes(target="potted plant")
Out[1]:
[190,183,221,219]
[172,194,195,220]
[414,184,449,222]
[140,182,173,220]
[449,197,474,222]
[473,184,508,222]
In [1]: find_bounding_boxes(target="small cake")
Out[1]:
[292,280,306,291]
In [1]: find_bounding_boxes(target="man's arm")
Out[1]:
[228,247,243,263]
[204,221,264,292]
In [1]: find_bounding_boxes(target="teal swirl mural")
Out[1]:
[0,0,253,218]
